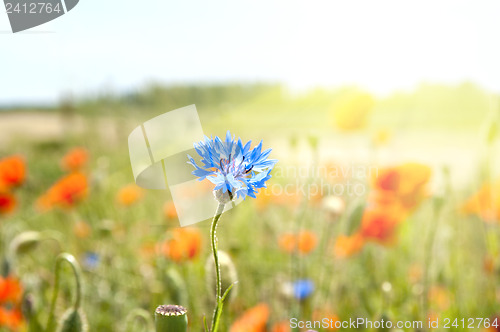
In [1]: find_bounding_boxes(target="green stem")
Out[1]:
[210,202,226,332]
[46,253,83,332]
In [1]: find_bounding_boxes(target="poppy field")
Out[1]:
[0,83,499,331]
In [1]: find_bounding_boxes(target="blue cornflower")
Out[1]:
[292,279,315,300]
[83,252,100,270]
[188,131,277,201]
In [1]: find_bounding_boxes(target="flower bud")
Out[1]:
[154,305,188,332]
[321,195,345,219]
[9,231,43,257]
[56,308,88,332]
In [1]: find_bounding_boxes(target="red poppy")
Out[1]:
[334,233,364,258]
[160,227,202,263]
[61,147,89,172]
[278,230,318,255]
[230,303,269,332]
[37,172,88,210]
[0,276,23,331]
[0,192,16,215]
[116,184,144,206]
[359,208,400,245]
[0,156,26,191]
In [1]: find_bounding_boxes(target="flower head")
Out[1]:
[61,147,89,172]
[36,173,88,211]
[334,233,364,258]
[372,163,431,211]
[0,156,26,191]
[163,201,177,220]
[188,131,277,201]
[0,192,17,216]
[229,303,269,332]
[0,275,23,331]
[359,207,400,245]
[462,179,500,223]
[159,227,202,263]
[292,279,315,301]
[116,184,144,206]
[278,230,318,255]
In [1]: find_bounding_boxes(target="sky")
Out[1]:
[1,0,500,105]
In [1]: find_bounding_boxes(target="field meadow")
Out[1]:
[0,82,499,331]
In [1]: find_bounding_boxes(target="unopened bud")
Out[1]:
[57,308,88,332]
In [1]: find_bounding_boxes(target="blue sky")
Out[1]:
[1,0,500,105]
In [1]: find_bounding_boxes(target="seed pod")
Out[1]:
[205,250,238,302]
[154,305,188,332]
[56,308,88,332]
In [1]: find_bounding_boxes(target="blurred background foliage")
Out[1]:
[0,81,499,331]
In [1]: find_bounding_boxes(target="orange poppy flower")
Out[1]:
[368,191,408,221]
[484,255,495,274]
[163,201,177,219]
[278,231,318,255]
[61,147,89,172]
[229,303,269,332]
[116,184,144,206]
[270,321,291,332]
[359,208,400,245]
[160,227,202,263]
[278,233,296,254]
[37,172,88,211]
[0,276,22,303]
[334,233,364,258]
[0,275,23,331]
[0,192,17,215]
[373,163,431,210]
[462,180,500,223]
[297,231,318,254]
[0,308,23,331]
[428,286,451,311]
[313,310,340,331]
[427,312,439,331]
[0,156,26,191]
[373,168,399,192]
[73,220,92,239]
[407,263,423,284]
[485,315,500,332]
